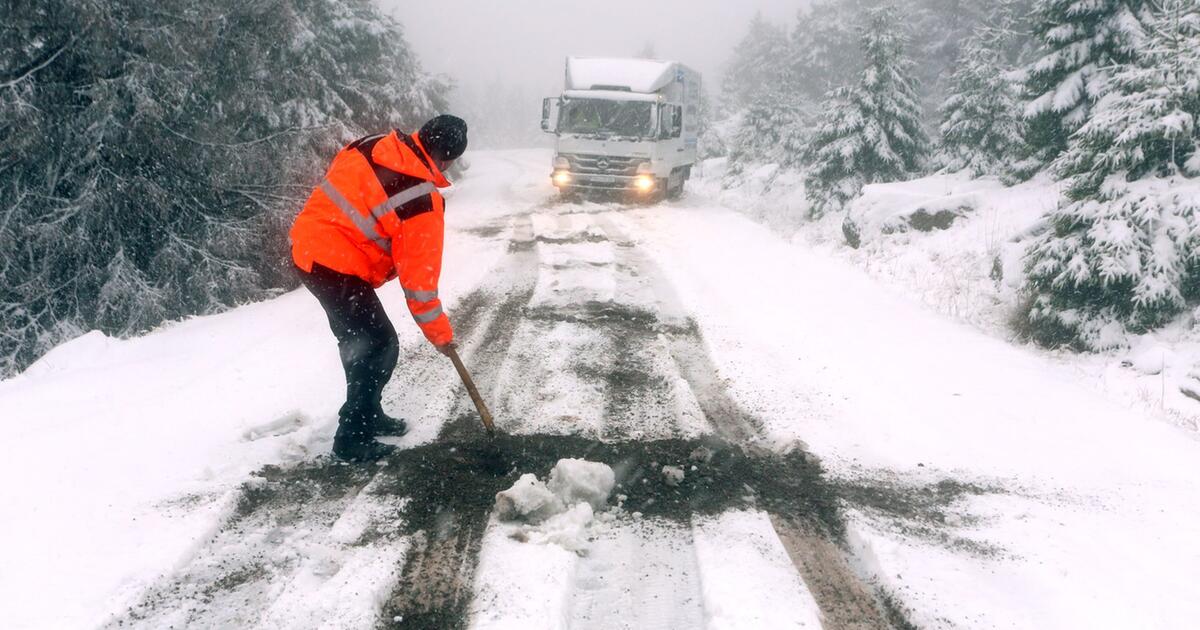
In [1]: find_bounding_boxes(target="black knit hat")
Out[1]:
[418,115,469,162]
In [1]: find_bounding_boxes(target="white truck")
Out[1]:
[542,57,702,200]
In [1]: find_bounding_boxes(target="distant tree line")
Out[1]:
[0,0,448,376]
[716,0,1200,351]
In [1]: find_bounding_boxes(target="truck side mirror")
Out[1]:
[541,97,560,133]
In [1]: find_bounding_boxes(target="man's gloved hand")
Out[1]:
[436,341,456,357]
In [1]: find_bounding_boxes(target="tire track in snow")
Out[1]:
[381,206,730,628]
[373,214,551,627]
[594,213,766,445]
[770,515,896,630]
[599,207,897,629]
[104,465,405,629]
[110,196,907,629]
[567,520,705,629]
[463,203,896,630]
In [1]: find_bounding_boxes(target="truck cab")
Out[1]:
[542,57,701,200]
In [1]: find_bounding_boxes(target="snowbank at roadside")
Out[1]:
[692,160,1200,434]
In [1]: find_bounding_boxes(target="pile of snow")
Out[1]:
[493,458,615,552]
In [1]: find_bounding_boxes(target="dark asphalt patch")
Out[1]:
[235,458,375,518]
[381,433,839,534]
[462,223,507,239]
[372,431,843,629]
[355,433,847,629]
[523,300,688,335]
[532,233,610,245]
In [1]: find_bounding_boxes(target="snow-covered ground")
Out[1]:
[696,159,1200,435]
[3,149,1200,629]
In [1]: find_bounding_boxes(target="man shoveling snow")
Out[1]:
[290,115,469,462]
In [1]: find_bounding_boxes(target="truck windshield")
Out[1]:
[558,99,653,138]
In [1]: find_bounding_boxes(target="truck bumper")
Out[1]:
[551,171,657,194]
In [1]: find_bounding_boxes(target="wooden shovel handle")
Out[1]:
[445,346,496,436]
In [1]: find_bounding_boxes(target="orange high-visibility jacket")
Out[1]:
[290,130,453,346]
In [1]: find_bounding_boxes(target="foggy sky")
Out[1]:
[386,0,810,97]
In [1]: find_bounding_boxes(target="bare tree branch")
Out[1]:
[0,34,79,90]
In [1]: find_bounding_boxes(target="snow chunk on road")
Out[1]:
[493,459,615,552]
[522,503,596,553]
[495,473,563,523]
[662,465,685,486]
[495,459,615,522]
[547,458,615,510]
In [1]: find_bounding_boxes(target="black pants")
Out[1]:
[298,263,399,427]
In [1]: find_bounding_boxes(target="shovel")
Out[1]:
[444,345,507,474]
[444,345,496,438]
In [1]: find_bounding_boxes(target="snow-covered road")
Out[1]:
[2,150,1199,629]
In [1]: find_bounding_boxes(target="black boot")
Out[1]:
[332,420,396,462]
[371,411,408,437]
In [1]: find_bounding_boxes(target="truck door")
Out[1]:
[659,104,682,139]
[541,97,561,133]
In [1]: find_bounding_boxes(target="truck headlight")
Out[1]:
[553,156,571,170]
[553,170,572,187]
[634,174,655,192]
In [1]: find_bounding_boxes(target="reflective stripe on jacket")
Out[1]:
[290,130,454,346]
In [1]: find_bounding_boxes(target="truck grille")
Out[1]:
[564,154,642,176]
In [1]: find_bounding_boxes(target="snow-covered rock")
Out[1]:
[842,175,1008,247]
[1123,339,1176,376]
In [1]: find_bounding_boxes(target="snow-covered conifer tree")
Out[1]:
[805,4,930,217]
[725,86,812,181]
[936,28,1024,177]
[0,0,446,376]
[721,12,792,112]
[722,12,810,179]
[1022,0,1200,348]
[1017,0,1151,175]
[790,0,867,102]
[790,0,1037,115]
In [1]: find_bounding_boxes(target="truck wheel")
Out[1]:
[666,177,684,200]
[651,179,670,203]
